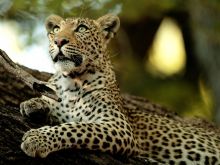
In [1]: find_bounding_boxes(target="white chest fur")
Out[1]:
[48,73,105,123]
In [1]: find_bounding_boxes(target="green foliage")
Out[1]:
[0,0,123,42]
[0,0,123,19]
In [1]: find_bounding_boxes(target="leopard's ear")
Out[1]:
[96,14,120,43]
[45,14,63,33]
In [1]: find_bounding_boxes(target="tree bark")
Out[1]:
[0,63,219,165]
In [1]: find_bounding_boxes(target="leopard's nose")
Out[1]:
[54,38,69,48]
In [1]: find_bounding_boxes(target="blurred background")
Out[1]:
[0,0,220,123]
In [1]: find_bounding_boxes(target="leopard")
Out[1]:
[20,13,220,164]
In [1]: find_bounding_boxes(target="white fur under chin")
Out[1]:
[54,61,75,75]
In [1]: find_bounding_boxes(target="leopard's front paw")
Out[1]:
[21,128,50,158]
[20,98,49,122]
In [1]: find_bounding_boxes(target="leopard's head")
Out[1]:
[45,14,120,76]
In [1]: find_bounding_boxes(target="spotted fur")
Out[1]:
[20,14,220,164]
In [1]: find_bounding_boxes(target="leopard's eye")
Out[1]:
[53,26,60,33]
[75,24,88,33]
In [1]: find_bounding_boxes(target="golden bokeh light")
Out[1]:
[147,17,186,76]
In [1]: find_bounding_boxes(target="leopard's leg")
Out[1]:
[20,97,51,122]
[21,122,138,158]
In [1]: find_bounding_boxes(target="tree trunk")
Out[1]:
[0,64,219,165]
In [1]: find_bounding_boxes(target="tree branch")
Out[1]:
[0,49,60,102]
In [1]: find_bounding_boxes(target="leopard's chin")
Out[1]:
[54,60,86,77]
[53,51,83,67]
[54,61,75,74]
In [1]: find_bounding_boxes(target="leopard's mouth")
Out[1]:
[53,51,83,67]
